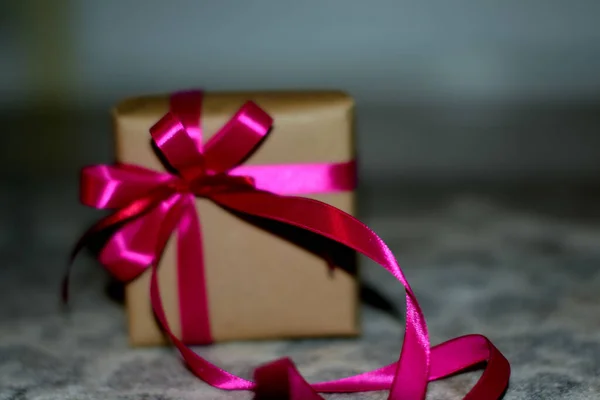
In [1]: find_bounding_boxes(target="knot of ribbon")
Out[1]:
[68,90,510,399]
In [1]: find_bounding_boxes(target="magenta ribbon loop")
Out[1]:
[203,101,273,173]
[73,90,510,399]
[150,112,205,180]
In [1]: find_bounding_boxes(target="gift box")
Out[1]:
[103,90,359,346]
[72,90,512,400]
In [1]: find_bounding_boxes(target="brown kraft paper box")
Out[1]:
[113,90,359,346]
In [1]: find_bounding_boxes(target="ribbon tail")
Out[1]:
[211,191,430,400]
[211,191,510,400]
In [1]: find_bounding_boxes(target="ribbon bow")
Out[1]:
[69,91,510,399]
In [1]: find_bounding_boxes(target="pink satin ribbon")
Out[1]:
[71,90,510,399]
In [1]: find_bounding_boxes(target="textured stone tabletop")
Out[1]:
[2,181,600,399]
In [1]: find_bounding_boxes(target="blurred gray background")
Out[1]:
[2,0,600,182]
[4,3,600,399]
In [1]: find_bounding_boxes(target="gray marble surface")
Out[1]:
[3,181,600,399]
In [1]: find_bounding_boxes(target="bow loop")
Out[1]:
[150,101,271,183]
[80,164,172,209]
[99,193,184,281]
[150,112,206,180]
[204,101,273,173]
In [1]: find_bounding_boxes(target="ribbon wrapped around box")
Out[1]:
[70,89,511,399]
[81,90,360,346]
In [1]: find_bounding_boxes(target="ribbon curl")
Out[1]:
[70,90,510,399]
